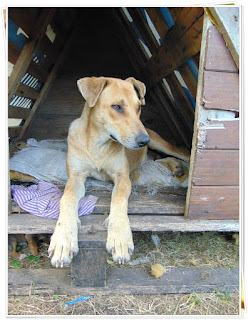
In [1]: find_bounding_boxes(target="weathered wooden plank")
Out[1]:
[8,105,31,119]
[8,267,239,296]
[193,150,239,186]
[128,8,159,54]
[203,70,239,112]
[205,25,238,72]
[19,28,77,139]
[145,8,169,41]
[15,82,39,100]
[117,8,148,63]
[8,9,56,104]
[11,192,186,215]
[188,186,239,220]
[198,120,239,150]
[111,9,145,74]
[173,7,204,36]
[8,40,49,82]
[8,126,22,138]
[8,213,239,234]
[206,7,239,68]
[139,15,203,89]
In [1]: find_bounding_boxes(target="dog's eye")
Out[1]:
[137,106,141,113]
[111,105,122,113]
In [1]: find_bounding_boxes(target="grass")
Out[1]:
[8,230,240,316]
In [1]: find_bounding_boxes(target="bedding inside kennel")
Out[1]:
[8,7,239,228]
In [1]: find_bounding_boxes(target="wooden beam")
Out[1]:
[8,40,49,83]
[8,105,31,119]
[8,8,56,104]
[8,213,239,234]
[139,14,204,89]
[128,8,159,54]
[145,8,169,41]
[117,8,149,62]
[111,9,145,74]
[185,14,212,218]
[19,28,77,139]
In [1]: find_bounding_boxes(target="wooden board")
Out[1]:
[139,13,203,88]
[128,8,159,55]
[8,213,239,234]
[198,120,239,150]
[8,105,31,119]
[8,267,239,296]
[203,70,239,112]
[11,191,186,215]
[16,82,39,100]
[205,25,238,72]
[206,7,239,68]
[189,186,239,220]
[145,8,169,41]
[19,28,76,139]
[193,150,239,186]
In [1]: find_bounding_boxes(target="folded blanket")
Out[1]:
[11,181,98,219]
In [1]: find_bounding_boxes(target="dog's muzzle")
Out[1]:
[135,133,150,148]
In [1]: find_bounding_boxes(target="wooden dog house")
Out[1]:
[8,7,239,294]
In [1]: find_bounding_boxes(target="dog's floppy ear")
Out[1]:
[77,77,107,108]
[125,77,146,105]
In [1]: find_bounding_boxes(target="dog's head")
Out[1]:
[77,77,150,149]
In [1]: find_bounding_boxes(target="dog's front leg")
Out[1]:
[106,173,134,264]
[48,174,86,268]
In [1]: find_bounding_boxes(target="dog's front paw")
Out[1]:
[48,219,79,268]
[106,218,134,264]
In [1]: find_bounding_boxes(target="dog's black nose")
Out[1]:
[136,134,150,148]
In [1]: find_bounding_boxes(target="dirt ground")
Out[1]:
[8,231,240,316]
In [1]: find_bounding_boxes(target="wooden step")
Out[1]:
[8,266,239,296]
[8,213,239,234]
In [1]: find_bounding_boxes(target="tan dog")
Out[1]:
[48,77,190,267]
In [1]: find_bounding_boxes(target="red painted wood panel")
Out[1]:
[188,186,239,220]
[202,120,239,150]
[203,70,239,111]
[205,25,238,72]
[193,150,239,186]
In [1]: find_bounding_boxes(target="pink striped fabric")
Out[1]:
[11,181,98,219]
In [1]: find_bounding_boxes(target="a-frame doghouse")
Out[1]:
[8,7,239,295]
